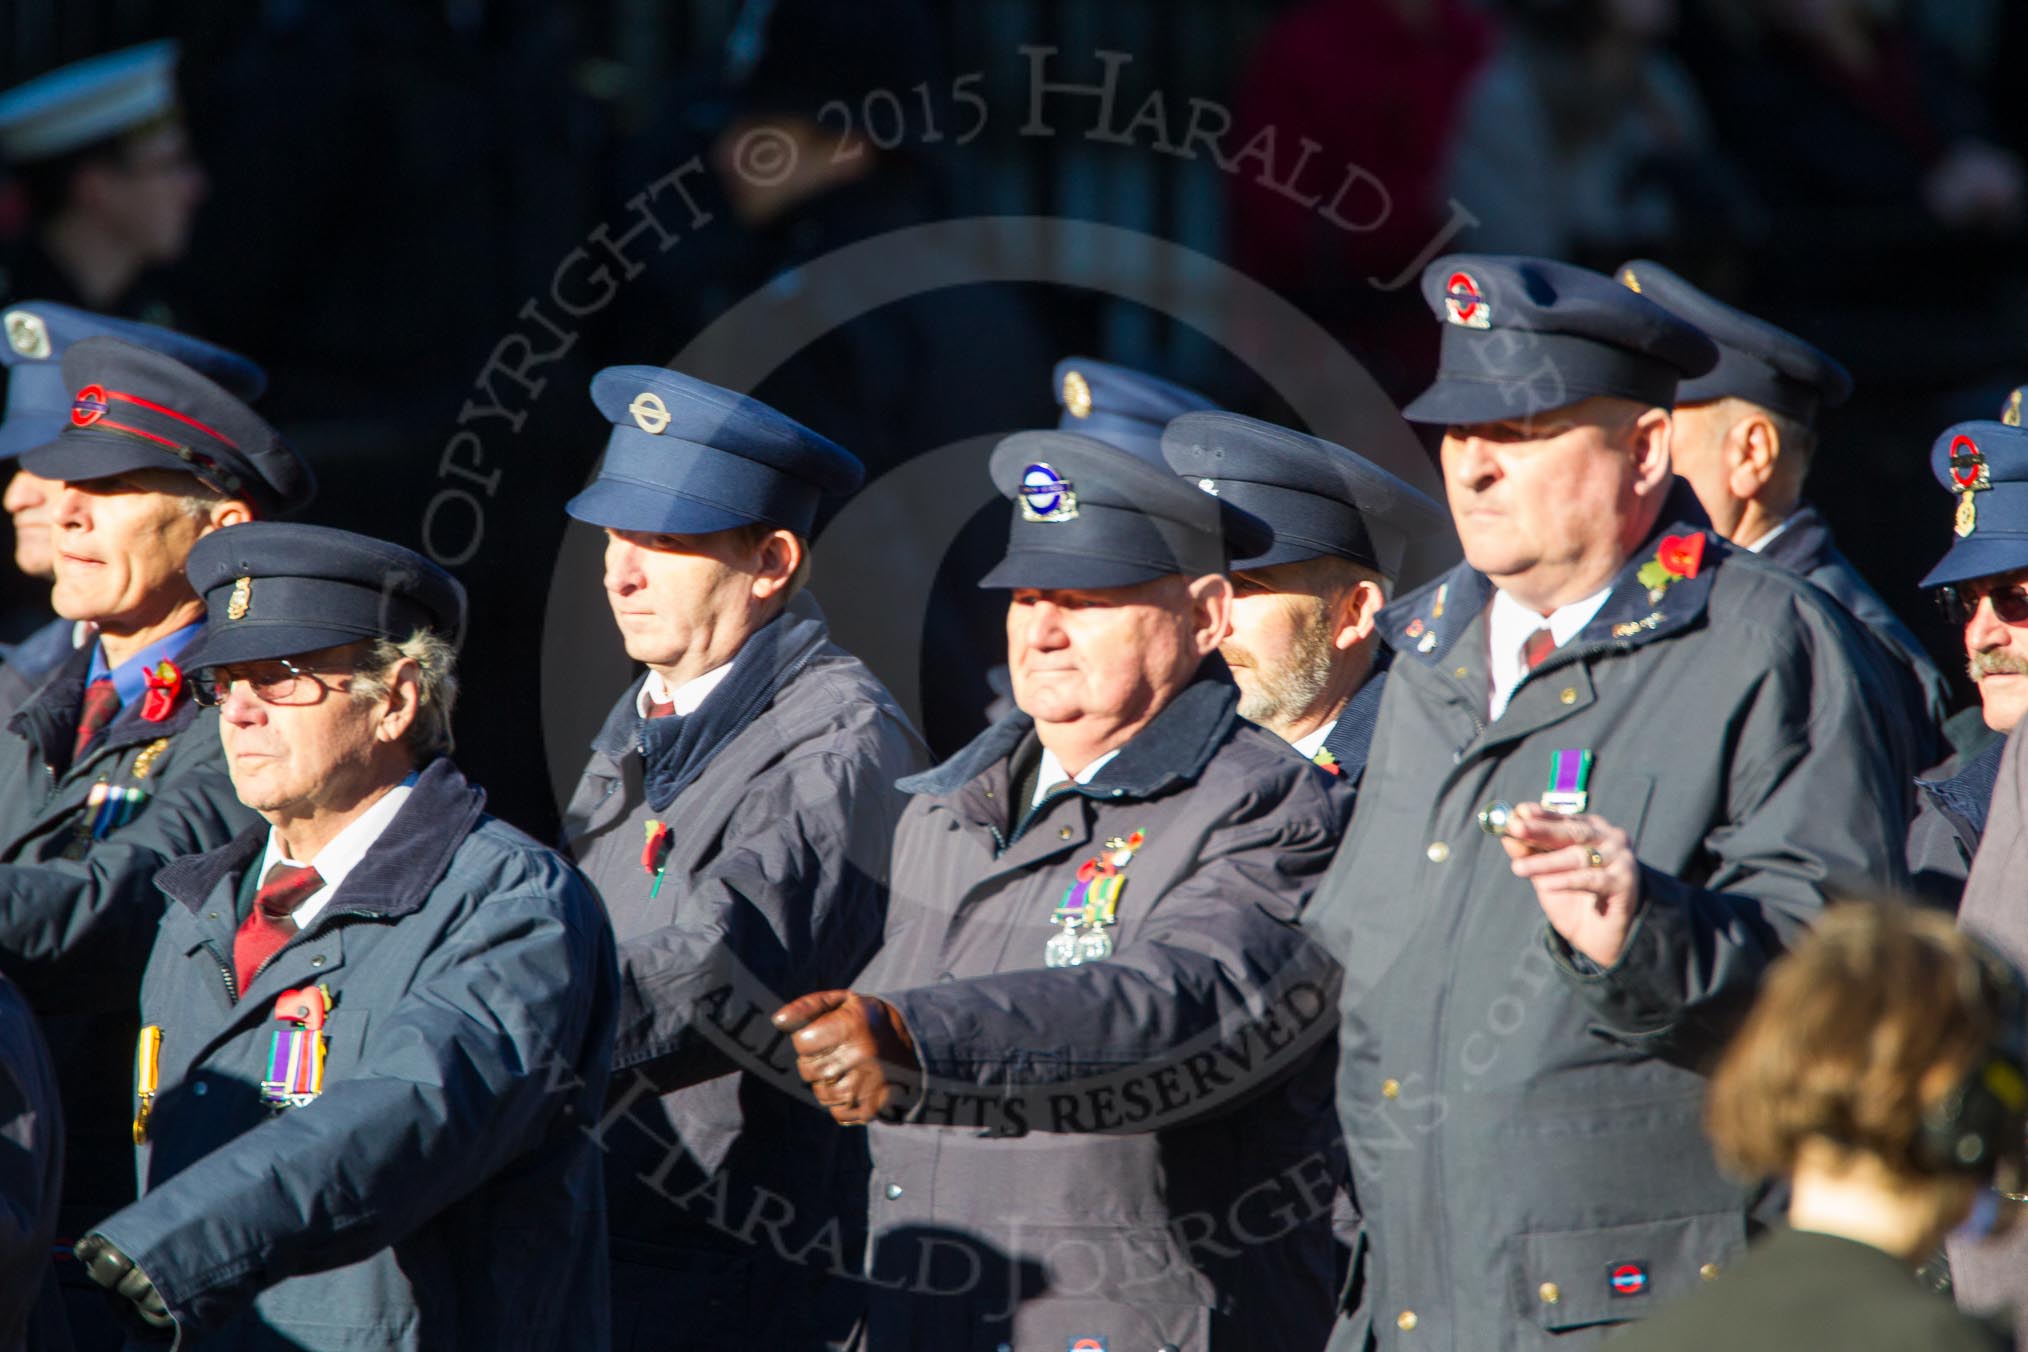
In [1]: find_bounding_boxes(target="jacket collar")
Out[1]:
[157,757,486,919]
[9,639,203,768]
[1919,732,2007,842]
[1752,502,1832,574]
[1381,477,1724,672]
[901,672,1240,801]
[588,601,832,804]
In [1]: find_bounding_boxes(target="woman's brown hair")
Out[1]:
[1705,903,2004,1179]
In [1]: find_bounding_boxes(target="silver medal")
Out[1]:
[1045,921,1081,968]
[1074,928,1114,963]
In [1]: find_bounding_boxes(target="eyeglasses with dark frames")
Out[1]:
[190,657,356,708]
[1939,579,2028,627]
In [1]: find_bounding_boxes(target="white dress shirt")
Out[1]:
[255,780,415,929]
[1486,585,1613,721]
[1032,746,1124,808]
[1742,515,1794,555]
[1291,721,1337,761]
[635,662,734,720]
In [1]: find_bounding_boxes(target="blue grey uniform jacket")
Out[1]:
[88,758,619,1351]
[856,677,1353,1352]
[561,601,925,1350]
[1306,507,1909,1352]
[0,643,255,1277]
[0,968,62,1352]
[1757,502,1949,762]
[1907,734,2005,911]
[1314,666,1388,801]
[0,619,80,727]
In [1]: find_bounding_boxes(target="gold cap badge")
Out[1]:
[4,311,49,360]
[227,576,251,620]
[629,391,671,435]
[1618,267,1641,294]
[1061,369,1093,420]
[2006,388,2022,428]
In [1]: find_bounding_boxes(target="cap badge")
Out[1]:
[1061,369,1093,419]
[1197,477,1220,496]
[628,390,672,435]
[2006,388,2023,428]
[227,576,251,621]
[1951,434,1991,538]
[1444,271,1491,329]
[1019,462,1079,522]
[70,385,109,428]
[1618,267,1642,294]
[3,310,49,360]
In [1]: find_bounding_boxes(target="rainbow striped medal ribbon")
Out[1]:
[1540,749,1594,815]
[260,985,330,1110]
[1044,831,1144,968]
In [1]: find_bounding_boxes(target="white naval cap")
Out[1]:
[0,41,180,164]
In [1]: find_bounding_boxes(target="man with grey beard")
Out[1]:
[1160,411,1452,800]
[1909,401,2028,905]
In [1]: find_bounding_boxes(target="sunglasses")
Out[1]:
[1939,581,2028,627]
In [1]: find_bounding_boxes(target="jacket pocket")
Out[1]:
[1513,1210,1744,1334]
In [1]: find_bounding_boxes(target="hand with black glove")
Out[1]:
[74,1232,174,1331]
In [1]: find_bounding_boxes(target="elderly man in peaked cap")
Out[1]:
[920,356,1223,755]
[558,367,924,1350]
[0,302,267,717]
[0,334,308,1350]
[67,523,618,1349]
[1910,413,2028,907]
[1299,254,1908,1351]
[1619,259,1949,765]
[1164,410,1454,797]
[776,432,1351,1351]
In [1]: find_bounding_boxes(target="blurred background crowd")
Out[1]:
[3,0,2023,838]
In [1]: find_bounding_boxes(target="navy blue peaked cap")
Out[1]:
[1,302,265,462]
[1920,421,2028,589]
[181,523,468,668]
[1161,411,1454,586]
[1052,357,1219,465]
[19,337,310,515]
[1615,260,1852,424]
[1403,255,1717,425]
[568,366,863,537]
[981,430,1273,589]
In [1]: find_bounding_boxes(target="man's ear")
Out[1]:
[1332,578,1388,653]
[750,530,802,602]
[199,498,255,536]
[374,660,422,746]
[1188,573,1235,657]
[1628,407,1674,496]
[1724,413,1782,499]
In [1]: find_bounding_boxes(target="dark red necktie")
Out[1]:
[1521,627,1557,671]
[72,678,120,763]
[646,699,677,719]
[231,863,324,997]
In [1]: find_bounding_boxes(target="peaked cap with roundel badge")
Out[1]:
[1920,420,2028,589]
[568,366,863,537]
[181,522,468,670]
[21,337,311,515]
[0,301,265,461]
[1403,254,1717,425]
[980,430,1273,589]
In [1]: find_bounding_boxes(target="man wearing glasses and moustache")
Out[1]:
[1911,407,2028,902]
[69,523,618,1349]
